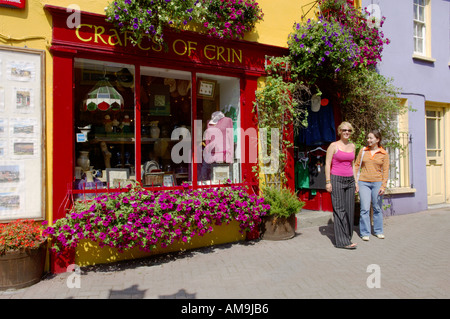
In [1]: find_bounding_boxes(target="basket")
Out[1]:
[144,172,164,186]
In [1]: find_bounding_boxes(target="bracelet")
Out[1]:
[326,180,331,184]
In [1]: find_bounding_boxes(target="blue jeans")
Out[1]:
[358,181,384,237]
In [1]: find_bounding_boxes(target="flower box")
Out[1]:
[74,220,244,267]
[44,184,269,271]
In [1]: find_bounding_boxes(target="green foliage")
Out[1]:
[288,16,359,85]
[285,0,404,153]
[253,56,308,185]
[261,185,305,218]
[338,67,407,151]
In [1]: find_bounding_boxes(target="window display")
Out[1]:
[196,73,241,185]
[73,59,242,192]
[74,59,135,192]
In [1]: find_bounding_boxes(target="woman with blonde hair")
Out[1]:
[325,121,359,249]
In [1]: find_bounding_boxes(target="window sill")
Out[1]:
[412,54,436,63]
[385,187,416,195]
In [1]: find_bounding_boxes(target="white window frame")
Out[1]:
[413,0,435,62]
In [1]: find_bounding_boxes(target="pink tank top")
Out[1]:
[331,149,355,177]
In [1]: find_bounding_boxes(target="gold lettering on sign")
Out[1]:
[232,48,242,63]
[73,24,244,65]
[173,39,187,56]
[75,24,93,42]
[94,25,108,45]
[108,28,123,46]
[204,44,215,60]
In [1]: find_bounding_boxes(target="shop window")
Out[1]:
[74,58,136,192]
[140,67,192,187]
[73,59,242,192]
[196,73,241,185]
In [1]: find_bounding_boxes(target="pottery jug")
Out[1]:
[77,151,90,171]
[150,121,160,139]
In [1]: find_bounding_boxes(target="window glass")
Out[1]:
[140,67,191,187]
[73,60,243,192]
[74,58,135,192]
[196,73,241,185]
[413,0,427,55]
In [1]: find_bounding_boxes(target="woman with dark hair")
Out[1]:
[354,129,390,241]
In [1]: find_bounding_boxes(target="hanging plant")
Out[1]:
[287,16,359,85]
[105,0,264,45]
[200,0,264,40]
[253,56,307,186]
[317,0,390,68]
[105,0,198,45]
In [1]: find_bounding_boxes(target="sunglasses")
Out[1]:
[341,129,352,133]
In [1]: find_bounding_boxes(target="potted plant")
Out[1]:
[0,219,47,290]
[260,185,305,240]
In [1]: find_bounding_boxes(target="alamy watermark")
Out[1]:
[366,264,381,289]
[170,120,280,174]
[66,264,81,289]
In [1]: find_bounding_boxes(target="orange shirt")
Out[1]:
[354,147,389,189]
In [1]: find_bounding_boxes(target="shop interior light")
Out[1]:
[83,74,124,112]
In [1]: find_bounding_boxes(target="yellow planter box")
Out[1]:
[75,221,245,267]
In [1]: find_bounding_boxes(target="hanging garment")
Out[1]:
[295,157,310,190]
[309,155,326,190]
[298,101,336,146]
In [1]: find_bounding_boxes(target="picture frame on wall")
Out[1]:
[197,79,216,100]
[106,168,130,188]
[163,173,176,187]
[212,164,230,183]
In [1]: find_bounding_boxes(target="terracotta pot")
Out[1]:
[260,214,297,240]
[0,242,47,290]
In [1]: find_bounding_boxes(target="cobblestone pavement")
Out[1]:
[1,208,449,300]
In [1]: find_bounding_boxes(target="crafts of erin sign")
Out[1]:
[74,23,243,65]
[46,5,286,72]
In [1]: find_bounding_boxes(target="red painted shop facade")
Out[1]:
[45,5,295,222]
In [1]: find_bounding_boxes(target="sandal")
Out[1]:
[338,243,357,250]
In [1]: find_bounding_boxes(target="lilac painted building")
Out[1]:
[361,0,450,214]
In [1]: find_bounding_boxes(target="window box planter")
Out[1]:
[74,220,245,267]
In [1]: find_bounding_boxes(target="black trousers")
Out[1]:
[330,174,355,247]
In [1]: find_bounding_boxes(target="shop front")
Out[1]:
[46,5,288,268]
